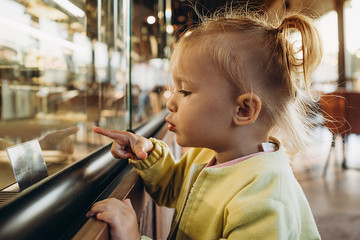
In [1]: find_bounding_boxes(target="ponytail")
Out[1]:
[269,13,323,153]
[276,13,323,97]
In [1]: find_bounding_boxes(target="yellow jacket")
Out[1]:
[129,137,321,240]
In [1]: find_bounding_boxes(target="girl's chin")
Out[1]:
[175,136,190,148]
[175,136,201,148]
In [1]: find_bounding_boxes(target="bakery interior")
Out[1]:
[0,0,360,239]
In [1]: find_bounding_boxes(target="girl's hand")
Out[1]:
[93,126,154,159]
[86,198,140,240]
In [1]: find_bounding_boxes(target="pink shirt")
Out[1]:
[206,142,276,168]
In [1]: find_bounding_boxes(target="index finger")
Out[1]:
[93,126,129,140]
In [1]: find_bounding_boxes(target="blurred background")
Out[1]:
[0,0,358,189]
[0,0,360,239]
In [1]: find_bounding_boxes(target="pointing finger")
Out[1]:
[93,126,131,141]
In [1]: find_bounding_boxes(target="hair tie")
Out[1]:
[271,27,282,35]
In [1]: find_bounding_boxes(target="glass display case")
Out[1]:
[0,0,173,191]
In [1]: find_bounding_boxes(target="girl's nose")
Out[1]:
[166,93,177,112]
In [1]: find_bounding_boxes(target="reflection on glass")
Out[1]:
[0,0,173,190]
[0,0,131,190]
[131,59,170,123]
[38,126,79,153]
[130,1,173,127]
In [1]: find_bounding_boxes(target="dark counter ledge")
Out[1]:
[0,110,168,240]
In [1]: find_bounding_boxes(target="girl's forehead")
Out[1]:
[173,50,228,87]
[180,48,213,68]
[173,50,212,77]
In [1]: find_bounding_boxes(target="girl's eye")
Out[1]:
[178,90,191,96]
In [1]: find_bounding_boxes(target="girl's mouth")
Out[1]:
[168,123,175,132]
[166,119,176,132]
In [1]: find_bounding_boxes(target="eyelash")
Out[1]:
[178,90,191,96]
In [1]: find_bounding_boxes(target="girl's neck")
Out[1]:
[214,132,270,164]
[214,146,260,164]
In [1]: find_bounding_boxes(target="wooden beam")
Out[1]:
[73,169,147,240]
[336,0,346,88]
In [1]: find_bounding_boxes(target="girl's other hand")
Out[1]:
[86,198,140,240]
[93,126,154,159]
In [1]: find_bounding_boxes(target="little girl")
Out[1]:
[87,9,322,240]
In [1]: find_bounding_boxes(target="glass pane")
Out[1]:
[0,0,131,190]
[344,0,360,89]
[312,11,339,92]
[131,0,173,128]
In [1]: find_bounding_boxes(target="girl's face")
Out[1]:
[166,49,236,151]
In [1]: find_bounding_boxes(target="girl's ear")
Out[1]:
[233,93,262,126]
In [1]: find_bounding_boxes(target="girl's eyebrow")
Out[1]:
[178,79,193,90]
[174,73,192,87]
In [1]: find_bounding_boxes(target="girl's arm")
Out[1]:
[93,126,191,207]
[128,137,191,207]
[89,127,193,240]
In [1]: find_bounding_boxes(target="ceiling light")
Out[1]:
[147,16,156,24]
[53,0,85,18]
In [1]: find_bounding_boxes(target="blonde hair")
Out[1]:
[170,9,323,154]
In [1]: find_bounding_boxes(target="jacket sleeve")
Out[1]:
[128,138,192,208]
